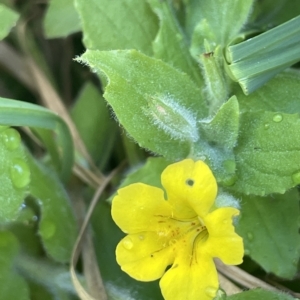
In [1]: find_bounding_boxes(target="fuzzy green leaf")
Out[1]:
[0,4,19,40]
[148,0,204,87]
[232,110,300,195]
[27,151,77,263]
[0,231,30,300]
[0,127,30,222]
[227,288,295,300]
[236,69,300,114]
[75,0,158,55]
[236,190,300,279]
[78,49,208,160]
[43,0,81,38]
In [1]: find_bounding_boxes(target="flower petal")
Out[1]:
[116,231,175,281]
[160,238,219,300]
[112,183,172,234]
[204,207,244,265]
[161,159,217,219]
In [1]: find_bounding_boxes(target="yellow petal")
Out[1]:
[161,159,217,219]
[160,238,219,300]
[112,183,172,234]
[204,207,244,265]
[116,231,175,281]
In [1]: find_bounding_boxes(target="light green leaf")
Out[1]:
[0,127,30,222]
[236,190,300,279]
[187,0,253,47]
[43,0,81,38]
[232,110,300,195]
[75,0,158,55]
[227,288,295,300]
[78,49,208,160]
[27,151,77,263]
[92,201,163,300]
[236,69,300,114]
[71,82,117,167]
[0,231,30,300]
[0,4,19,40]
[148,0,204,87]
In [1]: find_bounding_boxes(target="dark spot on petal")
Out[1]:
[191,222,196,225]
[186,179,194,186]
[151,254,154,258]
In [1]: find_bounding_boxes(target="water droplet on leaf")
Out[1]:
[247,232,254,241]
[2,128,21,150]
[264,123,270,130]
[123,238,133,250]
[222,174,237,187]
[244,249,251,255]
[42,221,56,239]
[272,114,283,122]
[292,171,300,185]
[10,158,31,188]
[205,287,218,298]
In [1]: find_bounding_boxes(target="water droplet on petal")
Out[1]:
[2,128,21,150]
[139,235,144,240]
[244,249,251,255]
[10,158,31,189]
[122,238,133,250]
[247,232,254,241]
[264,123,270,130]
[205,287,218,298]
[272,114,283,123]
[292,171,300,185]
[42,221,56,239]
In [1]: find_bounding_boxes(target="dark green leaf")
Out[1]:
[232,110,300,195]
[27,151,77,263]
[236,189,300,279]
[227,288,296,300]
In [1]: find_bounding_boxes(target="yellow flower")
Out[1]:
[112,159,244,300]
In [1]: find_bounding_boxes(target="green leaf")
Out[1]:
[0,127,30,222]
[26,151,77,263]
[147,0,204,87]
[92,201,163,300]
[194,96,239,185]
[78,49,208,160]
[236,69,300,114]
[0,231,30,300]
[236,189,300,279]
[187,0,253,47]
[43,0,81,38]
[0,97,74,181]
[0,4,19,40]
[227,288,296,300]
[108,157,171,203]
[75,0,158,55]
[232,110,300,195]
[71,82,117,167]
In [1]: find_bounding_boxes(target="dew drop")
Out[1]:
[247,232,254,241]
[42,221,56,239]
[122,238,133,250]
[264,123,270,130]
[139,235,144,240]
[2,128,21,150]
[244,249,251,255]
[205,287,218,298]
[222,174,237,187]
[10,158,31,189]
[272,114,283,123]
[291,171,300,185]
